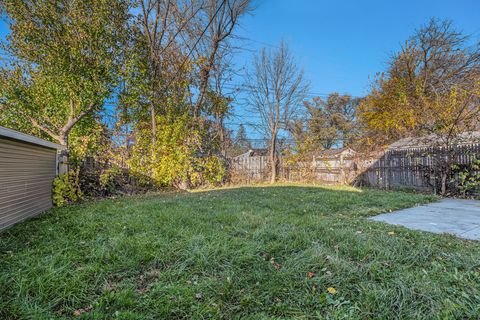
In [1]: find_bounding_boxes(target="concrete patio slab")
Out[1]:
[371,199,480,240]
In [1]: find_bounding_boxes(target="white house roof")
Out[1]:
[0,126,65,150]
[389,131,480,150]
[233,148,269,159]
[313,148,356,159]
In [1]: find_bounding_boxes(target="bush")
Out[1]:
[52,169,84,206]
[79,162,156,198]
[52,164,157,206]
[99,166,121,195]
[127,114,226,189]
[453,158,480,197]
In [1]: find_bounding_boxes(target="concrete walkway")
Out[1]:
[371,199,480,240]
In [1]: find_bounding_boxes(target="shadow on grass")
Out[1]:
[1,184,436,238]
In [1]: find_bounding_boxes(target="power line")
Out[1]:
[235,35,279,49]
[163,0,227,93]
[156,3,205,57]
[220,84,363,98]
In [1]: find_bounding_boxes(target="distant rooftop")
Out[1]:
[389,131,480,150]
[233,148,269,159]
[314,148,356,158]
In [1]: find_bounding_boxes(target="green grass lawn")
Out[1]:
[1,184,480,319]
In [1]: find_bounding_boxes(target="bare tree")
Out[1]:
[391,19,480,97]
[247,41,308,183]
[135,0,250,147]
[209,44,235,156]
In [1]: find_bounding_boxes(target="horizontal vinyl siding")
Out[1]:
[0,137,57,229]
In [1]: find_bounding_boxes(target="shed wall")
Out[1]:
[0,136,56,229]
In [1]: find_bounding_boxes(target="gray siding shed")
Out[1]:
[0,126,64,229]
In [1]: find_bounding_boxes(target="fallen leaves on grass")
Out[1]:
[261,253,282,271]
[270,257,282,271]
[327,287,337,295]
[307,271,315,278]
[73,305,93,317]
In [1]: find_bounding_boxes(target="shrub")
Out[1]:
[99,165,121,195]
[453,158,480,197]
[127,114,226,189]
[52,169,84,206]
[78,162,156,198]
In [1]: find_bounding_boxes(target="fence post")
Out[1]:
[340,154,345,185]
[57,150,69,176]
[384,151,390,189]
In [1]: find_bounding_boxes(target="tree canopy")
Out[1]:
[358,18,480,148]
[0,0,130,146]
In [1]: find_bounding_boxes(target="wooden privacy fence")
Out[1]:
[359,144,480,194]
[230,154,359,185]
[230,155,270,181]
[230,144,480,195]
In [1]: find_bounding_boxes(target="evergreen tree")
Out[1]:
[235,124,251,150]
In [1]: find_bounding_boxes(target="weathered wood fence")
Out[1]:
[360,144,480,194]
[230,154,358,185]
[230,144,480,195]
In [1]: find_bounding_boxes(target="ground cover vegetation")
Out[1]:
[4,185,479,319]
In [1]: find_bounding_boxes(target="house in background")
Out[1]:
[0,126,66,229]
[312,147,357,168]
[231,149,270,181]
[232,148,269,161]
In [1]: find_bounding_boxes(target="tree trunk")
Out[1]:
[58,135,67,147]
[58,133,69,174]
[440,152,451,195]
[219,123,226,157]
[441,172,447,195]
[150,106,157,148]
[270,135,277,184]
[194,42,219,118]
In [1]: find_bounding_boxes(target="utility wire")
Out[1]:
[163,0,227,93]
[156,2,205,57]
[220,83,363,98]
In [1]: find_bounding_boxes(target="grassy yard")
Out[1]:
[1,185,480,319]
